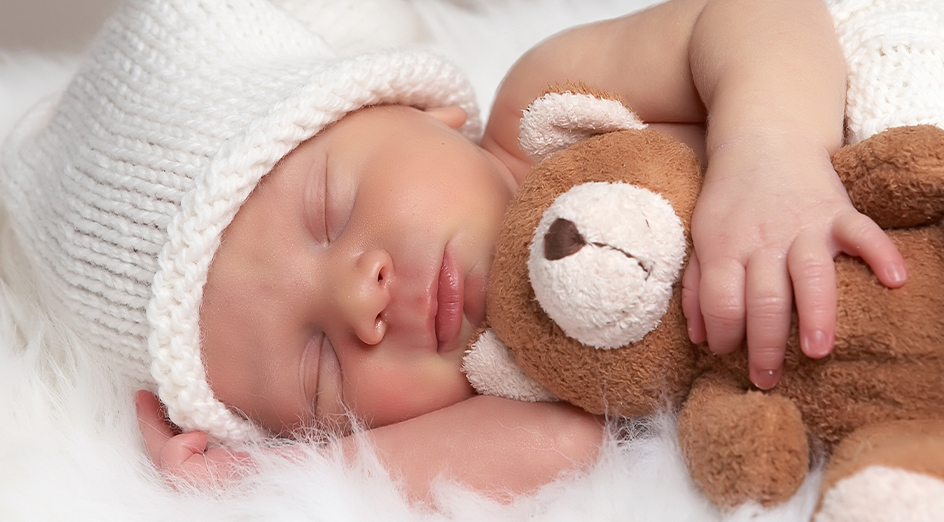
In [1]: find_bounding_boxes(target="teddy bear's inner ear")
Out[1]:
[519,86,646,163]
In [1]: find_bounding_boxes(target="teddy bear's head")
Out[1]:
[473,85,704,416]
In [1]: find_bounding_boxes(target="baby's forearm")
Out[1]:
[338,395,604,503]
[689,0,846,155]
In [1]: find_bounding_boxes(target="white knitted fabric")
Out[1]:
[270,0,428,55]
[0,0,479,446]
[826,0,944,144]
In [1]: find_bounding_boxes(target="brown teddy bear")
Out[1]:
[461,84,944,512]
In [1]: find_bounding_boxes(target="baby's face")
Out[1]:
[200,105,516,436]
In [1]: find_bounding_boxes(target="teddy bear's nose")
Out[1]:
[544,218,586,260]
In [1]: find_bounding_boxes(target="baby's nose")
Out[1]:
[340,249,391,345]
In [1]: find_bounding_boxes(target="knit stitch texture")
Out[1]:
[827,0,944,144]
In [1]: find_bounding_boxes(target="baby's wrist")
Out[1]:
[701,130,849,196]
[704,84,844,157]
[706,124,837,163]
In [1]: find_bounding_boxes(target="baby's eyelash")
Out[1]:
[322,171,352,243]
[312,333,343,427]
[303,163,330,244]
[322,169,331,242]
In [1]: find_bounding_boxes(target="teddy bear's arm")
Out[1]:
[833,125,944,229]
[678,372,809,508]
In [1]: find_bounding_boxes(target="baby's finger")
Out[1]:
[788,233,836,359]
[135,391,174,467]
[203,447,255,484]
[745,250,792,390]
[681,252,707,344]
[161,431,209,471]
[833,211,907,288]
[698,256,746,355]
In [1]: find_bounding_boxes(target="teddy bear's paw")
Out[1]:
[462,328,558,402]
[528,181,686,348]
[834,125,944,228]
[815,419,944,521]
[678,387,809,508]
[815,466,944,522]
[519,86,646,163]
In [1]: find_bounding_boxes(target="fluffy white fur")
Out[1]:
[0,1,840,520]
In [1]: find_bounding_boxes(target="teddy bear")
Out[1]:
[461,83,944,513]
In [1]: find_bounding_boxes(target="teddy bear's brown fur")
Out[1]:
[484,108,944,508]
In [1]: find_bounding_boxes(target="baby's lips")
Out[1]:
[435,247,464,349]
[462,269,488,329]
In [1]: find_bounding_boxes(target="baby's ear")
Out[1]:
[424,106,467,129]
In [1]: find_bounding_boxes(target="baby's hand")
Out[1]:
[135,391,253,488]
[680,134,907,389]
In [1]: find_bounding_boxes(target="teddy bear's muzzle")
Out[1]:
[528,181,687,349]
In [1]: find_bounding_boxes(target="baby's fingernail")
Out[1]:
[802,330,832,358]
[885,263,907,285]
[751,368,781,390]
[687,325,701,344]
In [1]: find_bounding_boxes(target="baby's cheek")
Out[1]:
[349,361,474,429]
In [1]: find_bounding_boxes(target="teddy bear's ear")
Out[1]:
[519,82,646,163]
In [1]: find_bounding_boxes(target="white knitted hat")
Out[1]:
[0,0,479,445]
[826,0,944,144]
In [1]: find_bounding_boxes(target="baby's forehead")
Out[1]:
[254,104,486,194]
[318,104,485,157]
[333,103,453,129]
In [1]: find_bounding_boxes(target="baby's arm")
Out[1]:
[344,395,602,502]
[136,392,602,501]
[483,0,907,389]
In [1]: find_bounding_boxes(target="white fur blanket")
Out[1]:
[1,1,932,520]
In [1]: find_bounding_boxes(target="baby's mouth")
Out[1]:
[435,246,464,351]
